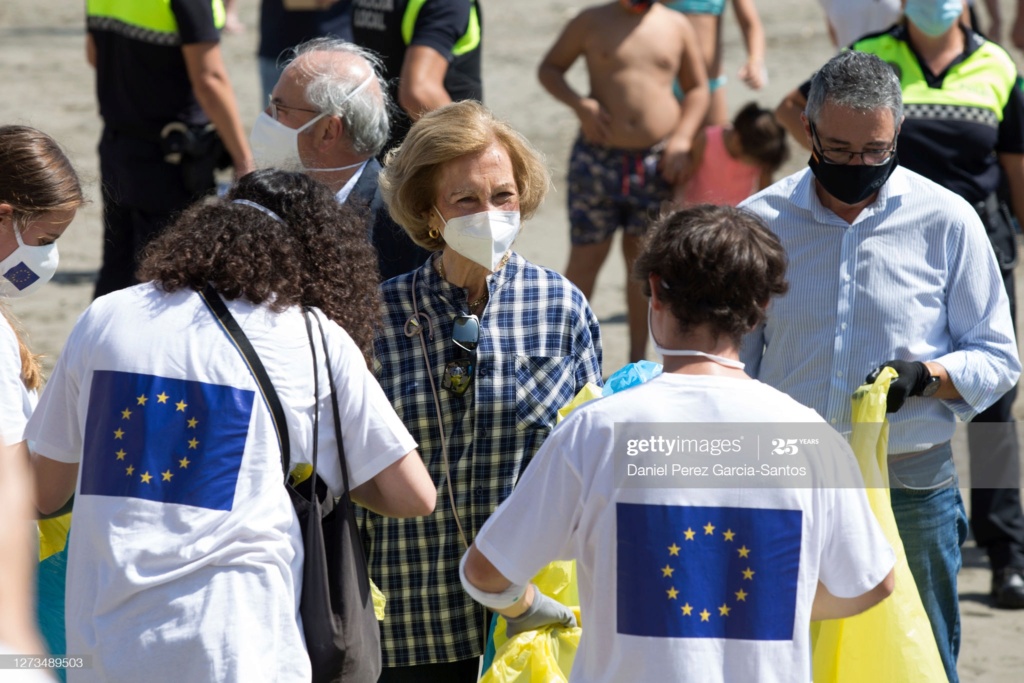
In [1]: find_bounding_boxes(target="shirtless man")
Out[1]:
[539,0,709,363]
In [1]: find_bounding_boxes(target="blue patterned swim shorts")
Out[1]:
[567,136,672,245]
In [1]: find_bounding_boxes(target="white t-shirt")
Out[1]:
[0,312,36,445]
[474,373,894,683]
[25,283,416,683]
[818,0,902,48]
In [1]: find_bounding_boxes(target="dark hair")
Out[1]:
[633,205,788,344]
[138,169,381,360]
[732,103,789,173]
[0,125,84,219]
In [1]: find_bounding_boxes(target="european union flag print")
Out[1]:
[617,503,802,640]
[81,371,255,511]
[4,262,39,291]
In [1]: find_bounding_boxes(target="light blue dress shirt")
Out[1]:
[740,166,1021,454]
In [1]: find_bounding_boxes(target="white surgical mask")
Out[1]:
[0,225,59,299]
[250,74,374,172]
[434,208,520,271]
[647,302,745,370]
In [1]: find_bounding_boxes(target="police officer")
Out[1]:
[351,0,482,155]
[87,0,253,298]
[776,0,1024,617]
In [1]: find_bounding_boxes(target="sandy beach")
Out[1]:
[1,0,1023,679]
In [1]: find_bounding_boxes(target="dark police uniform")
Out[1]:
[801,22,1024,586]
[351,0,482,155]
[88,0,226,298]
[257,0,352,98]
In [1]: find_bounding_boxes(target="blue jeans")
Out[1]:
[889,443,969,683]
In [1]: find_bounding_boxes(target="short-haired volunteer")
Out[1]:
[460,205,895,683]
[366,100,603,681]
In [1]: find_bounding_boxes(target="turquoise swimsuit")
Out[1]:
[664,0,726,15]
[664,0,728,98]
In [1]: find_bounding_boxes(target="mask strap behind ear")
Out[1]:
[404,266,469,549]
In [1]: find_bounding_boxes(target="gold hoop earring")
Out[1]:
[428,227,440,240]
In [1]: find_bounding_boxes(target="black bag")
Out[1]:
[160,122,230,195]
[200,286,381,683]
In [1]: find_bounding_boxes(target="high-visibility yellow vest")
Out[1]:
[86,0,226,45]
[853,29,1017,125]
[401,0,480,57]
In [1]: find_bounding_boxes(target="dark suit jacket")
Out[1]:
[348,158,430,281]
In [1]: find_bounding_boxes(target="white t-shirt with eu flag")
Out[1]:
[473,372,895,683]
[26,283,417,683]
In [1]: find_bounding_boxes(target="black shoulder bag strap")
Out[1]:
[310,311,352,499]
[198,284,291,479]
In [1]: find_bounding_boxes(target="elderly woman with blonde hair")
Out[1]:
[366,100,603,682]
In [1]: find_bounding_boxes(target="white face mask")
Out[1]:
[647,302,746,370]
[0,225,59,299]
[250,74,374,173]
[434,208,520,271]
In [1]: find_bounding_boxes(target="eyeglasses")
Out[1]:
[443,315,481,397]
[809,122,897,166]
[267,95,320,122]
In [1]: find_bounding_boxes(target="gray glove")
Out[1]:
[504,587,577,637]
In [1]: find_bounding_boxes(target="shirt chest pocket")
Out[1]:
[515,355,576,432]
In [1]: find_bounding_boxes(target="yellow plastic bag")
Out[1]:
[38,512,72,562]
[556,382,603,424]
[810,367,946,682]
[480,614,581,683]
[483,563,582,683]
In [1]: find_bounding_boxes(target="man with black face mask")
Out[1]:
[778,1,1024,620]
[739,50,1020,683]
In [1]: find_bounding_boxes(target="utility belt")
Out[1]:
[974,192,1019,271]
[106,121,231,195]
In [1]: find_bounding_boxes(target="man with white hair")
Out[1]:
[250,37,427,280]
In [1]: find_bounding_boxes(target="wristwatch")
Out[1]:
[920,372,941,397]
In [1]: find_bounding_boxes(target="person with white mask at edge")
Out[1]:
[366,100,603,682]
[0,126,85,674]
[250,37,428,281]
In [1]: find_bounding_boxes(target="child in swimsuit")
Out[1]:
[539,0,710,363]
[681,102,788,206]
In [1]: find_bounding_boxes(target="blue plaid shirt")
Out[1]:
[363,251,602,666]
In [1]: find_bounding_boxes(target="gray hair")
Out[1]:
[805,51,903,127]
[288,38,390,157]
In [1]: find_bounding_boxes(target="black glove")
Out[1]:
[504,588,577,637]
[865,360,930,413]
